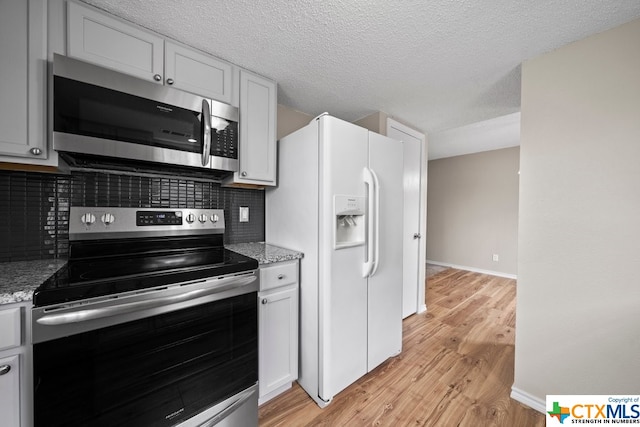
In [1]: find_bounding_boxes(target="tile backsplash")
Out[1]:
[0,171,70,262]
[0,170,265,262]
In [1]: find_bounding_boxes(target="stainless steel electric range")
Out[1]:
[32,207,259,427]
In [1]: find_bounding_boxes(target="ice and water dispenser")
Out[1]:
[334,195,365,249]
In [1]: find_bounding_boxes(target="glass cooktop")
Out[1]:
[34,238,258,307]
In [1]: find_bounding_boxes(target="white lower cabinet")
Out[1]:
[0,302,31,427]
[258,260,299,405]
[0,355,20,427]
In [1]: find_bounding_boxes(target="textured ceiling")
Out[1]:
[82,0,640,156]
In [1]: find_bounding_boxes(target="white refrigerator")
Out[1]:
[265,114,403,407]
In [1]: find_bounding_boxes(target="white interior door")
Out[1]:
[387,119,427,318]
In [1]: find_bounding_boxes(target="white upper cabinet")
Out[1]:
[226,70,277,186]
[164,42,233,104]
[3,0,277,172]
[0,0,51,164]
[67,2,234,104]
[67,2,164,83]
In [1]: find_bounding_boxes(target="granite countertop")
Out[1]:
[0,243,302,305]
[226,242,303,265]
[0,259,67,305]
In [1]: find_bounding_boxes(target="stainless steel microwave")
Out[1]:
[52,54,239,173]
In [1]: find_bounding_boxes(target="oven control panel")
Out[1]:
[137,211,183,226]
[70,207,225,240]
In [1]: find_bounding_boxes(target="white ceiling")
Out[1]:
[82,0,640,158]
[428,112,520,160]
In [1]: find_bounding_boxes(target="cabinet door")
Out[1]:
[67,1,164,83]
[0,0,47,160]
[0,307,21,352]
[164,42,233,104]
[0,355,20,427]
[258,286,298,400]
[236,70,277,185]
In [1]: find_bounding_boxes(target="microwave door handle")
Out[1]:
[201,99,212,166]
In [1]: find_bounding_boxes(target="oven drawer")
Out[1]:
[259,261,298,292]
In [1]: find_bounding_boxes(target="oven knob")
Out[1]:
[185,213,196,224]
[198,214,207,223]
[81,213,96,226]
[210,214,219,223]
[101,213,115,226]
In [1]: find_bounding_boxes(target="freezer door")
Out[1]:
[366,131,404,371]
[318,116,369,402]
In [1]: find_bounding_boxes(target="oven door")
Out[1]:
[32,272,258,427]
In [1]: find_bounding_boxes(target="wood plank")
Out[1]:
[258,269,544,427]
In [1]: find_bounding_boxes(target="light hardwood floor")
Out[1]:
[258,268,545,426]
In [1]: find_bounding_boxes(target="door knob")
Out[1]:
[413,233,421,239]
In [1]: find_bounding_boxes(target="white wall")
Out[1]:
[277,104,313,140]
[427,147,520,276]
[513,17,640,410]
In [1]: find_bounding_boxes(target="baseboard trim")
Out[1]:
[426,260,517,280]
[510,386,546,414]
[258,382,292,406]
[417,303,427,314]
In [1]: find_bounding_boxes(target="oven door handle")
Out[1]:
[197,384,256,427]
[36,275,256,326]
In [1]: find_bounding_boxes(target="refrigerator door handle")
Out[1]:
[363,167,375,278]
[370,168,381,277]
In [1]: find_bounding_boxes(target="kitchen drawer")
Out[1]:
[259,261,298,292]
[0,307,21,351]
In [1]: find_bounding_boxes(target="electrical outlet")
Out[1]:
[239,207,249,223]
[492,254,499,262]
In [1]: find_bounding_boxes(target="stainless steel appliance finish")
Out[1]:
[32,271,257,344]
[32,207,259,427]
[178,384,258,427]
[68,206,226,240]
[52,54,239,173]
